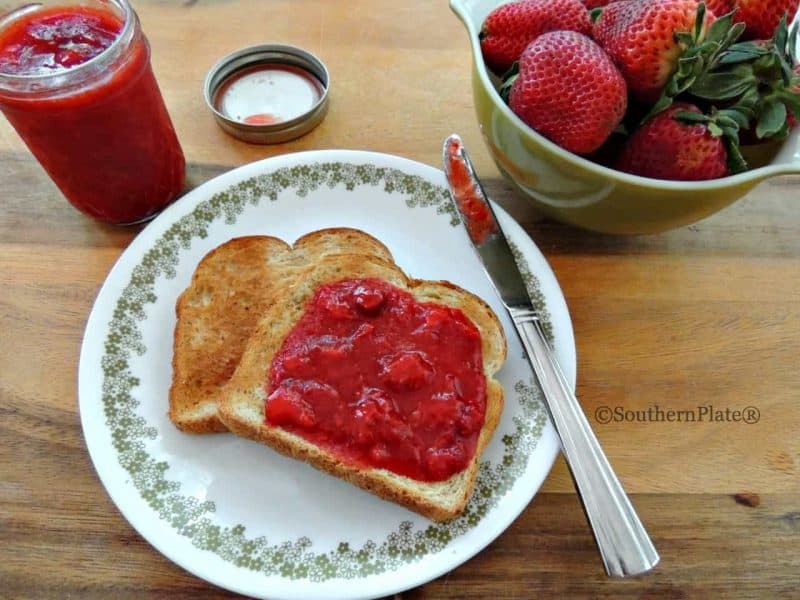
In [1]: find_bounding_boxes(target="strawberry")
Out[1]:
[704,0,733,18]
[581,0,617,8]
[732,0,800,40]
[617,103,730,180]
[593,0,717,102]
[505,30,627,154]
[480,0,592,74]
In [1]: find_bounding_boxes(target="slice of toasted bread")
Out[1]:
[169,229,393,433]
[218,254,507,521]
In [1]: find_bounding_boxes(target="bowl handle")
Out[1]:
[449,0,480,40]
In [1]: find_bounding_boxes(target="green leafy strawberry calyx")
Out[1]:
[680,17,799,143]
[646,3,747,120]
[674,107,748,174]
[700,18,799,142]
[588,7,604,23]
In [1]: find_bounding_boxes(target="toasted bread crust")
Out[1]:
[169,229,393,433]
[218,254,507,521]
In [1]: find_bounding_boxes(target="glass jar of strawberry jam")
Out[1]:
[0,0,185,224]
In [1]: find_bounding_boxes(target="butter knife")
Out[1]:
[443,134,659,578]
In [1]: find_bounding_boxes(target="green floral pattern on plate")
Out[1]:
[101,162,551,580]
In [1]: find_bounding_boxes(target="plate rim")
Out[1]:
[78,149,573,599]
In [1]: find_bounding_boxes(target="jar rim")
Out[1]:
[0,0,135,82]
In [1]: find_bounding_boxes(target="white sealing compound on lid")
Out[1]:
[214,64,324,126]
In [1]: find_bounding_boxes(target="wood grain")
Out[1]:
[2,0,800,597]
[3,490,799,598]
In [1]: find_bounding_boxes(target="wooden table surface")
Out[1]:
[2,1,799,598]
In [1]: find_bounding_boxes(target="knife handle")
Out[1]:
[509,306,660,577]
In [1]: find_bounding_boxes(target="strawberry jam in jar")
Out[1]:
[0,0,185,224]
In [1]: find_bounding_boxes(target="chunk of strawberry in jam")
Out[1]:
[266,386,317,429]
[353,285,385,314]
[457,403,484,435]
[351,322,375,342]
[281,352,310,376]
[369,443,390,465]
[350,396,382,445]
[266,379,340,429]
[55,47,88,68]
[322,295,354,320]
[425,306,451,330]
[351,388,406,445]
[410,392,460,429]
[453,313,481,343]
[380,351,433,391]
[316,340,349,361]
[424,442,467,480]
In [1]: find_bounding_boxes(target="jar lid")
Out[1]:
[203,44,330,144]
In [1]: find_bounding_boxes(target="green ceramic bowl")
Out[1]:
[451,0,800,235]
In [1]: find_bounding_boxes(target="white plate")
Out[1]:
[79,150,575,599]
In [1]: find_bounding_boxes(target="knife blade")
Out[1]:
[442,134,531,311]
[443,133,659,578]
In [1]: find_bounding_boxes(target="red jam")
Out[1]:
[446,137,497,244]
[0,5,185,224]
[0,7,121,75]
[266,278,488,482]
